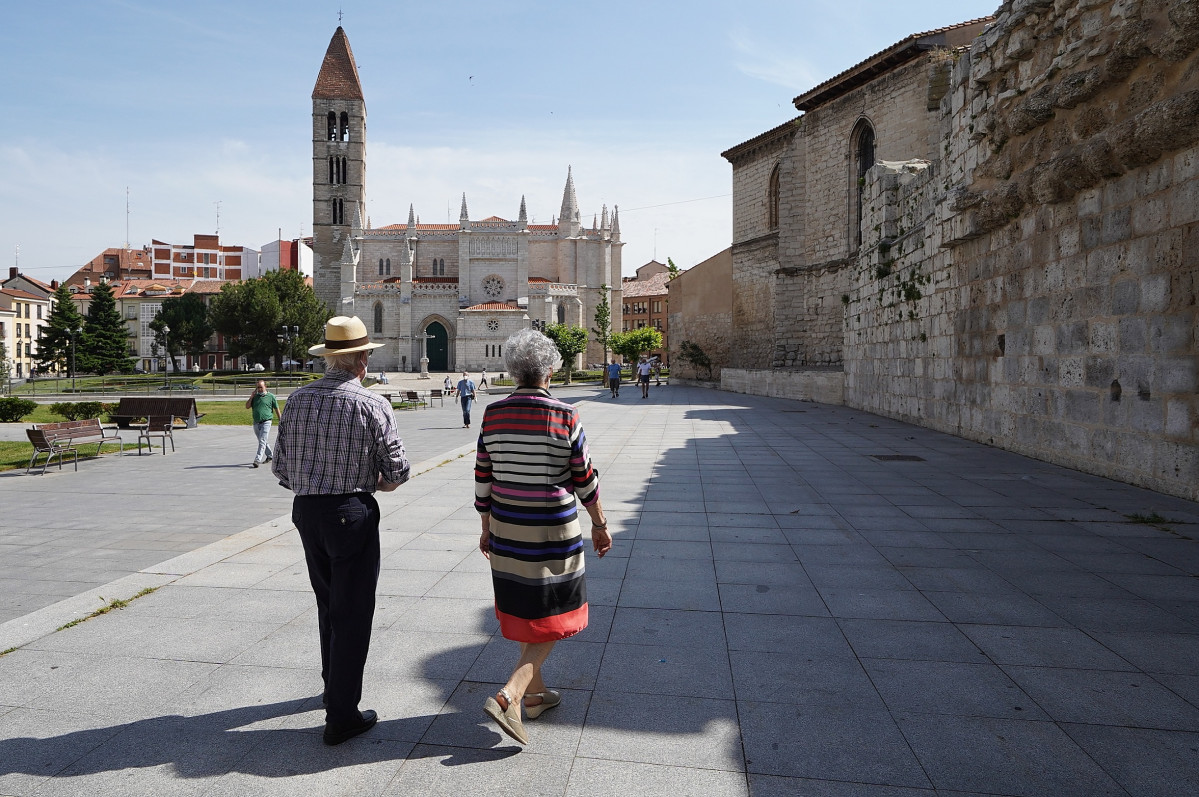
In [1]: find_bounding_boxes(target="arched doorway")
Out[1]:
[426,322,448,371]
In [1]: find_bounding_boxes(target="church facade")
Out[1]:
[310,27,622,373]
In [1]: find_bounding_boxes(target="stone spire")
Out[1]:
[407,203,416,232]
[312,27,364,101]
[601,204,609,230]
[611,205,621,242]
[592,214,598,230]
[558,166,580,237]
[518,195,528,224]
[459,193,470,229]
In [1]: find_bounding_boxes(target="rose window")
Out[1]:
[482,275,504,298]
[487,319,499,331]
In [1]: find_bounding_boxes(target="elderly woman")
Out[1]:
[477,328,611,745]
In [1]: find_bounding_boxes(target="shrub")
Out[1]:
[49,401,106,421]
[0,397,39,423]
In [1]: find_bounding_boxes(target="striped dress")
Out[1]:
[475,387,601,643]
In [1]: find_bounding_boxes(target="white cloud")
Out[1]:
[729,28,822,91]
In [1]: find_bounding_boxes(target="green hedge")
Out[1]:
[0,397,38,423]
[49,401,110,421]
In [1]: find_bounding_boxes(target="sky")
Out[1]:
[1,0,999,285]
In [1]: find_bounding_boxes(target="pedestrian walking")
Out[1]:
[457,371,477,427]
[271,316,411,746]
[636,356,653,398]
[606,358,621,398]
[245,379,280,468]
[480,369,489,389]
[477,329,611,746]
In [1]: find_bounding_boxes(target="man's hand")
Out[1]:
[377,473,402,492]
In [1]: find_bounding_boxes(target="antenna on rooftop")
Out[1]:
[125,187,130,249]
[215,201,222,237]
[14,244,18,270]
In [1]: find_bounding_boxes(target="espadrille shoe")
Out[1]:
[483,688,528,744]
[523,690,561,720]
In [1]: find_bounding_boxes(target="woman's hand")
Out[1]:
[592,526,612,558]
[478,525,491,558]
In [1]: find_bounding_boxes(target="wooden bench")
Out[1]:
[110,397,204,429]
[26,429,79,474]
[35,419,123,457]
[428,389,445,407]
[137,415,175,455]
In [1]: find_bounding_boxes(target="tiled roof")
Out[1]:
[188,281,227,294]
[621,272,671,298]
[413,277,457,284]
[0,288,45,301]
[312,26,364,101]
[463,302,523,311]
[792,17,993,112]
[527,277,550,283]
[528,225,558,231]
[480,216,508,223]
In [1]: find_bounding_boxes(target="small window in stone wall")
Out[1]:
[386,258,391,276]
[850,120,876,253]
[373,302,383,334]
[767,163,780,230]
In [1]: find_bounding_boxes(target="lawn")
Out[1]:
[0,440,135,473]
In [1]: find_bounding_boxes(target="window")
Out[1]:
[557,303,565,324]
[25,324,30,337]
[15,324,21,338]
[332,198,344,225]
[25,343,31,356]
[37,305,42,319]
[339,112,349,142]
[850,119,876,252]
[386,258,391,276]
[438,258,445,275]
[378,258,384,276]
[25,304,30,318]
[327,112,337,141]
[329,157,347,184]
[768,163,781,229]
[373,302,383,334]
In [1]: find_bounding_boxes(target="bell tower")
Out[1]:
[312,26,367,313]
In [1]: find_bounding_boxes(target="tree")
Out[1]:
[610,327,663,364]
[667,257,681,280]
[0,342,11,392]
[590,283,613,362]
[209,269,327,367]
[35,284,86,376]
[676,340,713,380]
[79,281,133,375]
[154,293,213,368]
[543,324,588,384]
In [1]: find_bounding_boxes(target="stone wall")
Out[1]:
[840,0,1199,500]
[667,248,732,380]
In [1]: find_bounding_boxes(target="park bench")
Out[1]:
[428,389,445,407]
[26,428,79,474]
[137,415,176,455]
[34,419,124,457]
[110,397,204,429]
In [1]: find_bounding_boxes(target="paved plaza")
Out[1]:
[2,383,1198,795]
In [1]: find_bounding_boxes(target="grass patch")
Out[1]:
[1125,512,1193,540]
[56,587,158,631]
[0,647,17,657]
[0,440,138,472]
[195,400,287,426]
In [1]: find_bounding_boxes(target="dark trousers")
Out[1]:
[461,395,474,425]
[292,492,381,725]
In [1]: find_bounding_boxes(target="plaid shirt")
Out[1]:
[272,368,410,495]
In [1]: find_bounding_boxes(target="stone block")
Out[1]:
[1158,357,1199,393]
[1118,317,1148,353]
[1084,356,1115,388]
[1089,321,1117,353]
[1111,279,1140,315]
[1149,314,1195,354]
[1060,356,1085,387]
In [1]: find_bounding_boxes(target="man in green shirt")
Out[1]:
[245,379,281,468]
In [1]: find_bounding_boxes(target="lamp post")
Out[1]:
[277,325,299,374]
[161,324,170,389]
[69,326,81,394]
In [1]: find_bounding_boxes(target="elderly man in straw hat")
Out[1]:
[272,316,411,745]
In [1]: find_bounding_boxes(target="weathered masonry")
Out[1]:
[721,1,1199,500]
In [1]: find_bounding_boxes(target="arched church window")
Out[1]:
[849,119,876,253]
[768,163,781,230]
[385,258,391,276]
[339,112,349,142]
[557,303,565,324]
[373,302,383,334]
[438,258,445,275]
[327,112,337,141]
[378,258,384,276]
[332,198,344,225]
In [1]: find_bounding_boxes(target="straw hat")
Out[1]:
[307,316,386,357]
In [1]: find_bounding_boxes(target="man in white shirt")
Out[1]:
[636,357,653,399]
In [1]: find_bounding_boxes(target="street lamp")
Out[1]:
[161,324,170,389]
[69,326,81,394]
[277,325,299,374]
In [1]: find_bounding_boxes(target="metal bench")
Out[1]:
[26,429,79,474]
[137,415,176,455]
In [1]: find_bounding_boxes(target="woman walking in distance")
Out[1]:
[476,329,611,745]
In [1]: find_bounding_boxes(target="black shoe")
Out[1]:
[251,462,259,468]
[264,455,272,463]
[323,709,377,746]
